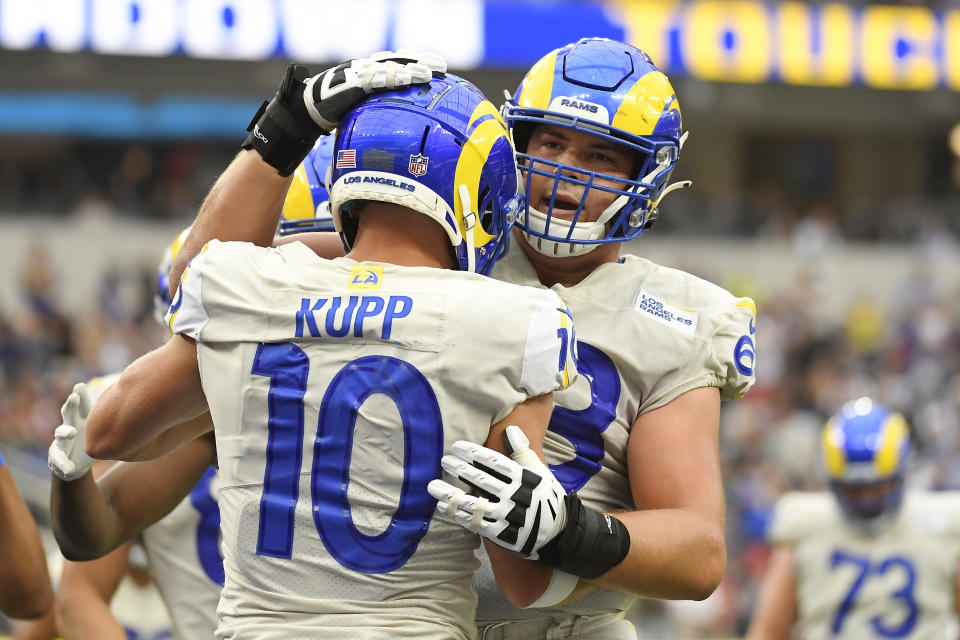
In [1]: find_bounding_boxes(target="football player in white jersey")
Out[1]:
[80,71,580,639]
[748,398,960,640]
[167,39,757,639]
[0,446,54,621]
[47,139,337,640]
[48,231,223,640]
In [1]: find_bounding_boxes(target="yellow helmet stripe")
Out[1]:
[453,101,511,246]
[822,419,847,478]
[283,163,316,221]
[874,413,909,477]
[517,51,558,109]
[611,70,681,135]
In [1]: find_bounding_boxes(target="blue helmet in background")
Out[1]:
[329,74,521,275]
[503,38,690,257]
[822,398,912,534]
[280,135,336,236]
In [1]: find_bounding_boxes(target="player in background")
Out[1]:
[167,39,757,639]
[81,72,579,639]
[747,398,960,640]
[47,231,223,640]
[0,446,54,621]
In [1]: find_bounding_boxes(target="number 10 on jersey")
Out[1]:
[252,342,443,574]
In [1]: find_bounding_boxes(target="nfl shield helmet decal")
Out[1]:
[408,154,429,176]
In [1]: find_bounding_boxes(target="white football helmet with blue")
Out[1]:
[502,38,690,257]
[822,398,912,535]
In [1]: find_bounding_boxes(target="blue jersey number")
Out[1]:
[189,466,225,586]
[830,550,918,637]
[547,341,620,492]
[253,343,443,574]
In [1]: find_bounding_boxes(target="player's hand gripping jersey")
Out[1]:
[167,240,577,640]
[83,374,224,640]
[769,491,960,639]
[476,246,757,622]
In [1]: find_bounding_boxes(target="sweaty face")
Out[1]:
[524,124,634,225]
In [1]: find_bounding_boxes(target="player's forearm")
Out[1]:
[484,541,555,609]
[50,472,126,561]
[170,149,291,296]
[56,583,127,640]
[590,507,725,600]
[0,472,54,619]
[112,412,213,462]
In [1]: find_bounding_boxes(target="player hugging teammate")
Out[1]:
[38,39,758,640]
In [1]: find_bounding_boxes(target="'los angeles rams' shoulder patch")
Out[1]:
[634,290,699,337]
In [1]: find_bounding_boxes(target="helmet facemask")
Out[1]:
[830,475,906,536]
[510,114,682,257]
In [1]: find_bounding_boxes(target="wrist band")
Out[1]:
[526,569,579,608]
[537,494,631,580]
[241,97,320,177]
[241,64,323,177]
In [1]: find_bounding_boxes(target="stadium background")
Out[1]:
[1,0,959,636]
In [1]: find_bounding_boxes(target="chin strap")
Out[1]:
[458,184,477,273]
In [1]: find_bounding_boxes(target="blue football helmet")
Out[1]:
[822,398,911,534]
[502,38,690,257]
[329,74,522,275]
[154,227,192,326]
[280,134,336,235]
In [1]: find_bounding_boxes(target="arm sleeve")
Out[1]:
[165,240,275,342]
[165,240,217,340]
[519,290,579,396]
[639,294,758,414]
[709,296,758,400]
[0,446,5,467]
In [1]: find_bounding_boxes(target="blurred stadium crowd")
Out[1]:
[4,141,960,245]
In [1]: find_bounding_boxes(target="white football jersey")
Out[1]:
[86,374,223,640]
[139,466,223,639]
[110,572,175,640]
[769,491,960,640]
[476,244,757,623]
[168,240,577,639]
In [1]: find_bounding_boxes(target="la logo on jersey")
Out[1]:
[408,154,429,177]
[349,265,383,290]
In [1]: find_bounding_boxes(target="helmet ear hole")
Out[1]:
[477,185,493,232]
[511,121,534,154]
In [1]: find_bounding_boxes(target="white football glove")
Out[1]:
[303,50,447,132]
[48,382,96,481]
[428,425,566,560]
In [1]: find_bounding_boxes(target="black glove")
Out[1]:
[243,51,446,177]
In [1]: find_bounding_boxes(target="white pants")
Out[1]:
[477,612,636,640]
